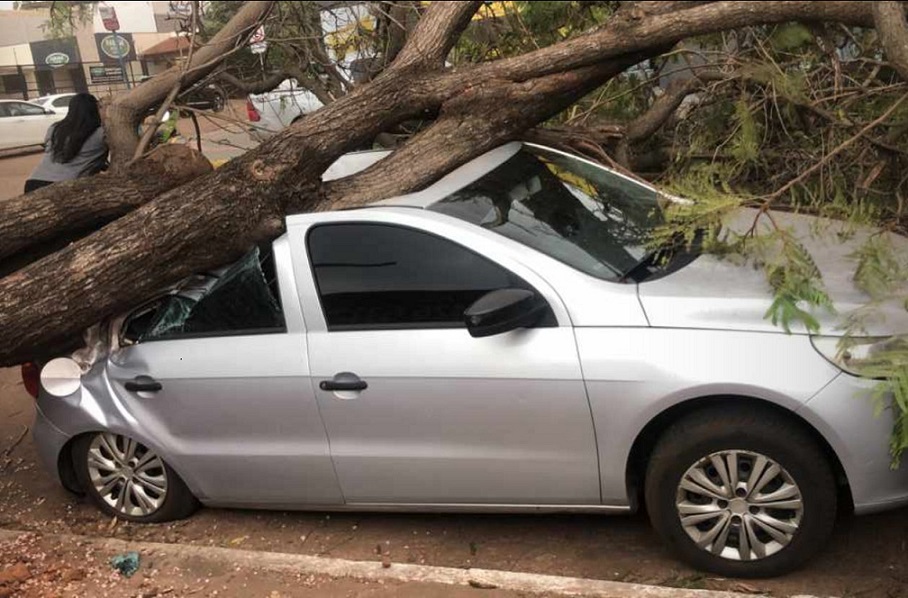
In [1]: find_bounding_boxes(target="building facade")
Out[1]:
[0,1,183,100]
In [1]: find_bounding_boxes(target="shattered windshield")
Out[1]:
[124,247,284,343]
[429,145,665,281]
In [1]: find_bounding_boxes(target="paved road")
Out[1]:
[1,117,907,598]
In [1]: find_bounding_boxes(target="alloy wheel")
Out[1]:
[86,433,168,518]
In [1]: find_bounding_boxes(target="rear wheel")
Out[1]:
[74,433,198,523]
[644,407,837,577]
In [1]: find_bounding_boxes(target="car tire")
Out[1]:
[644,406,837,578]
[212,92,226,113]
[73,433,198,523]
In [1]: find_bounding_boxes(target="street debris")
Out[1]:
[110,551,140,578]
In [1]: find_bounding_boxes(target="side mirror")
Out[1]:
[464,288,547,338]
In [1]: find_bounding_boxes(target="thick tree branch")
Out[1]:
[0,146,212,264]
[322,55,654,207]
[626,77,705,142]
[478,1,875,83]
[874,1,908,81]
[391,1,484,70]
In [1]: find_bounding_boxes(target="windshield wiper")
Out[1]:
[618,229,704,284]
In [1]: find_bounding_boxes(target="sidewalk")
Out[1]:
[0,530,768,598]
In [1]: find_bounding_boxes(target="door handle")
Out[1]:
[319,372,367,392]
[125,376,163,393]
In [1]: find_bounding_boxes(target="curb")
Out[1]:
[0,529,804,598]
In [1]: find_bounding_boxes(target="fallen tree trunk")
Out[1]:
[0,0,890,367]
[0,146,212,264]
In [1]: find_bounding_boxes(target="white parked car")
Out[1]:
[27,142,908,578]
[246,79,323,141]
[34,93,77,117]
[0,99,65,150]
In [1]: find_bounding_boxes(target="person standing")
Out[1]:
[24,93,108,193]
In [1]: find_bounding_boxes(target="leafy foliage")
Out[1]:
[42,1,96,39]
[762,234,835,334]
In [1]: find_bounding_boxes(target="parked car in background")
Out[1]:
[34,93,77,117]
[179,82,227,113]
[137,77,227,113]
[0,99,66,150]
[27,142,908,579]
[246,78,323,141]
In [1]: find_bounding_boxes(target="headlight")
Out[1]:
[810,336,900,378]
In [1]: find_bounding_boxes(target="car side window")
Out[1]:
[122,246,285,344]
[307,223,550,331]
[0,104,9,118]
[52,96,72,108]
[9,102,45,116]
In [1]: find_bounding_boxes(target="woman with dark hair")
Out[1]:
[24,93,108,193]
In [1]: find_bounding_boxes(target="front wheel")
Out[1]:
[74,433,198,523]
[645,407,837,578]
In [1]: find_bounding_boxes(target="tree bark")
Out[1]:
[874,1,908,82]
[0,146,212,264]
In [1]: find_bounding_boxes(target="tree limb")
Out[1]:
[390,1,484,70]
[322,55,654,207]
[873,1,908,81]
[626,76,705,142]
[478,1,876,83]
[0,146,212,265]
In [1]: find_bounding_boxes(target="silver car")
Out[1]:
[27,142,908,578]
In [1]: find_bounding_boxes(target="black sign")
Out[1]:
[89,65,126,84]
[29,38,80,69]
[94,32,137,64]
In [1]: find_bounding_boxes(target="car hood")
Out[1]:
[638,208,908,336]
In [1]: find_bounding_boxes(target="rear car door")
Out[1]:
[294,218,601,506]
[106,240,342,506]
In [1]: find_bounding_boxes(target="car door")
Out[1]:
[0,103,20,149]
[51,95,73,115]
[106,241,342,506]
[298,220,601,506]
[2,101,54,148]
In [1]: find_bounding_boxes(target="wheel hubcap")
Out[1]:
[675,450,803,562]
[87,433,168,518]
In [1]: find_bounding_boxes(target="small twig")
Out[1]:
[761,93,908,206]
[132,4,200,162]
[1,425,28,459]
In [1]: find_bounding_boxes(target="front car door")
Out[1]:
[291,214,602,507]
[0,103,20,149]
[2,101,55,148]
[105,239,342,507]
